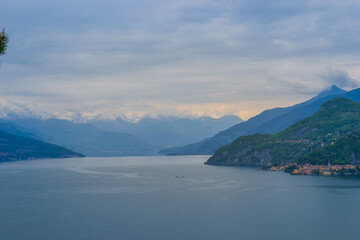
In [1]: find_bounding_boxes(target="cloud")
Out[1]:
[318,68,360,89]
[1,0,360,120]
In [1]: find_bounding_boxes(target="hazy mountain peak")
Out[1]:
[218,114,244,121]
[0,103,51,120]
[315,85,346,99]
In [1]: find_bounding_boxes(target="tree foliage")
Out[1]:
[0,28,9,56]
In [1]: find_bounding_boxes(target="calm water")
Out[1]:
[1,155,360,240]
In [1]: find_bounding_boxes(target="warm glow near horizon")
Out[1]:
[1,0,360,120]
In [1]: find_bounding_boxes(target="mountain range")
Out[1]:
[0,118,157,157]
[3,85,360,161]
[160,85,354,155]
[90,115,242,147]
[0,114,242,157]
[206,98,360,166]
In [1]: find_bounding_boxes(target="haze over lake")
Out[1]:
[1,155,360,240]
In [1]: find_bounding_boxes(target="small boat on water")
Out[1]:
[176,176,184,178]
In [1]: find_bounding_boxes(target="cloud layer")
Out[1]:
[1,0,360,119]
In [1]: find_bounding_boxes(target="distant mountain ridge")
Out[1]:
[90,115,243,147]
[161,85,349,155]
[2,118,156,157]
[2,85,353,158]
[206,98,360,166]
[0,130,83,162]
[0,114,242,157]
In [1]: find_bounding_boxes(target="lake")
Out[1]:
[1,155,360,240]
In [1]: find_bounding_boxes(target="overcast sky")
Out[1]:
[1,0,360,120]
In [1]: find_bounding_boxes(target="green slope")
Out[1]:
[0,130,84,162]
[298,132,360,165]
[206,98,360,166]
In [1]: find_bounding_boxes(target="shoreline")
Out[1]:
[262,163,360,176]
[205,161,360,176]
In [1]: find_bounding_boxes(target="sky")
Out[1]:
[1,0,360,120]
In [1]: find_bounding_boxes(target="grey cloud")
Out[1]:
[318,68,360,89]
[1,0,360,119]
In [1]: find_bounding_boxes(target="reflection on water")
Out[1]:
[65,166,142,178]
[311,185,360,189]
[1,155,360,240]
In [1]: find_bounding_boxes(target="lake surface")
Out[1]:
[1,155,360,240]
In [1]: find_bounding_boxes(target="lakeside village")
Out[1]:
[263,162,360,176]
